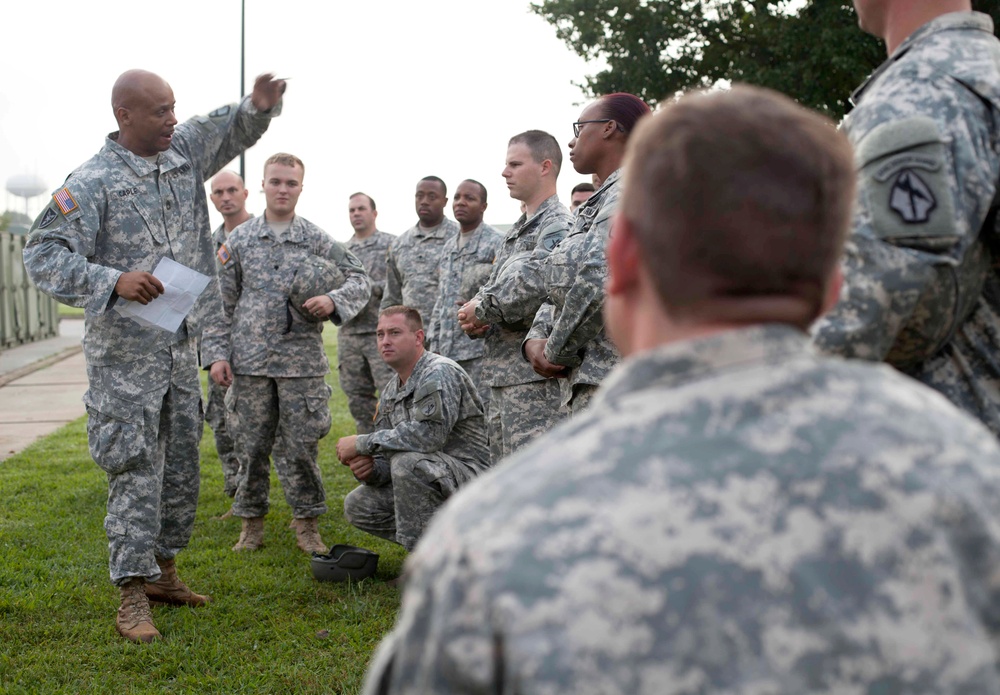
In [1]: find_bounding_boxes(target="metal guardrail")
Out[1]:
[0,228,60,350]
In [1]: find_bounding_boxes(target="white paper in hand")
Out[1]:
[114,257,212,333]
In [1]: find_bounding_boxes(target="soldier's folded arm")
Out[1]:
[543,238,607,368]
[321,243,371,325]
[475,253,548,327]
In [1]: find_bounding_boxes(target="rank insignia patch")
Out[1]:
[217,244,231,265]
[889,169,936,224]
[38,208,58,229]
[53,187,78,215]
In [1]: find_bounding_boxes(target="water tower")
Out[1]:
[6,174,48,217]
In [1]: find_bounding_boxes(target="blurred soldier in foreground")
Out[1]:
[380,177,457,323]
[457,131,571,462]
[341,192,396,434]
[426,179,501,404]
[206,170,252,501]
[23,69,284,643]
[364,86,1000,693]
[202,153,370,556]
[337,306,489,555]
[813,0,1000,436]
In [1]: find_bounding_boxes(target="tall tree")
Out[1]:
[532,0,1000,119]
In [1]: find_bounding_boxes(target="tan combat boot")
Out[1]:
[144,557,211,607]
[116,578,161,643]
[232,516,265,551]
[289,517,327,555]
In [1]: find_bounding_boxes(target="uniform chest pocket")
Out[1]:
[242,246,287,290]
[130,199,167,245]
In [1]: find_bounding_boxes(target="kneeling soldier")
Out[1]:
[337,306,490,553]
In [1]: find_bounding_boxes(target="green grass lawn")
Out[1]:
[57,304,85,317]
[0,326,406,694]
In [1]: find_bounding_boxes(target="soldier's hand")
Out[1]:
[251,73,286,112]
[524,338,568,379]
[210,360,234,388]
[347,455,375,482]
[337,435,359,463]
[458,299,488,335]
[115,271,164,305]
[303,295,335,320]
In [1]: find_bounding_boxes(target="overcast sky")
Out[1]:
[1,0,603,240]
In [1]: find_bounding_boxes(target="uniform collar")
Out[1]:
[510,194,561,238]
[594,324,812,407]
[104,133,190,177]
[388,351,434,400]
[255,213,308,242]
[851,11,993,106]
[411,219,455,239]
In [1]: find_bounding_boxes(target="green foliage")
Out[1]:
[531,0,1000,119]
[0,326,404,694]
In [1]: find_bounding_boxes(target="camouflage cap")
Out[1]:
[289,254,346,322]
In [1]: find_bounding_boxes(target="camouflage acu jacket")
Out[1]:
[201,214,370,378]
[365,324,1000,694]
[381,219,458,322]
[472,195,572,387]
[813,11,1000,436]
[427,222,502,361]
[356,351,489,487]
[23,96,279,366]
[343,230,396,335]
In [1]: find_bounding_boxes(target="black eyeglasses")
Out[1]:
[572,119,614,138]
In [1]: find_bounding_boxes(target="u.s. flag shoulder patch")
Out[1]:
[217,244,231,265]
[53,187,78,215]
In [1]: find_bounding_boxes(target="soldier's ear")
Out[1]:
[819,266,844,318]
[606,211,641,297]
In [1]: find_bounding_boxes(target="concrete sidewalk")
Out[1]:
[0,319,87,461]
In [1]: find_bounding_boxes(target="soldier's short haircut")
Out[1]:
[508,130,563,177]
[380,305,423,332]
[419,176,447,197]
[621,85,855,326]
[597,93,651,135]
[264,153,305,178]
[461,179,488,205]
[571,182,595,195]
[350,192,376,211]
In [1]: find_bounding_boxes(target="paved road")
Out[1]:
[0,319,86,461]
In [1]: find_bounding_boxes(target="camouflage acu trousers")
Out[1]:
[338,331,395,435]
[488,379,564,464]
[343,451,460,551]
[204,379,240,497]
[227,375,331,519]
[84,337,202,586]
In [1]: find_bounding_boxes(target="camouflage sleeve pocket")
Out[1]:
[855,116,958,251]
[413,381,445,423]
[82,389,146,475]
